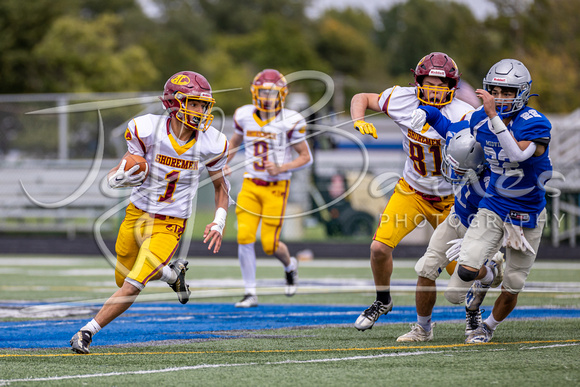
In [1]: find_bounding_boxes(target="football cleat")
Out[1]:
[465,322,494,344]
[397,323,434,342]
[70,330,93,354]
[465,307,483,336]
[465,280,490,311]
[168,259,191,305]
[285,257,298,297]
[235,294,258,308]
[354,300,393,331]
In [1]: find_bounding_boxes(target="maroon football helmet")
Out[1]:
[412,52,461,107]
[161,71,215,131]
[251,69,288,113]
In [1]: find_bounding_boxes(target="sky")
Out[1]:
[306,0,498,21]
[138,0,498,21]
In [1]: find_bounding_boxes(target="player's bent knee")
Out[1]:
[444,288,464,304]
[502,271,525,294]
[457,265,479,282]
[414,258,439,281]
[370,241,392,262]
[261,241,277,256]
[115,274,125,288]
[237,233,256,245]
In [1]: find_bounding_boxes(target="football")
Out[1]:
[123,153,149,180]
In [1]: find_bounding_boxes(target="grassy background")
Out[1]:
[0,256,579,385]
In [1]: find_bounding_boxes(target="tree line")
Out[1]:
[1,0,578,113]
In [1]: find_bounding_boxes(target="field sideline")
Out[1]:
[0,256,579,385]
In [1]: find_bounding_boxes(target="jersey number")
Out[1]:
[409,143,442,176]
[253,141,269,171]
[159,170,180,203]
[484,146,521,176]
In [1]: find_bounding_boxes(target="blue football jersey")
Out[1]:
[469,106,552,227]
[453,168,490,228]
[421,106,490,228]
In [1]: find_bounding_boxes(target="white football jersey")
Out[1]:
[124,114,228,219]
[378,86,473,196]
[233,105,307,181]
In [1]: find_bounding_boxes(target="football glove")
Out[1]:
[410,108,427,131]
[445,238,463,262]
[108,159,146,189]
[354,120,377,139]
[503,222,535,255]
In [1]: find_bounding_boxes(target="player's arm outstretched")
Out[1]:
[351,93,381,139]
[410,105,470,140]
[204,169,230,253]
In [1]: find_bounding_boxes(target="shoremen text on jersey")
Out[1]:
[233,105,307,182]
[124,113,228,219]
[378,86,473,197]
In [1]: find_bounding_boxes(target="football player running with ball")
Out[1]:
[225,69,312,308]
[350,52,474,332]
[70,71,230,354]
[415,59,552,343]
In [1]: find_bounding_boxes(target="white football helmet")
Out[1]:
[483,59,532,117]
[442,128,485,183]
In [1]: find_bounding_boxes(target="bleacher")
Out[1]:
[547,109,580,247]
[0,160,123,239]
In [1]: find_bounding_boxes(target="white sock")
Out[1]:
[284,256,297,273]
[484,314,501,331]
[81,319,102,336]
[417,315,432,332]
[159,265,177,284]
[239,243,257,296]
[480,266,494,286]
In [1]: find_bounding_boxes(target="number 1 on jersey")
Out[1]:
[159,170,180,203]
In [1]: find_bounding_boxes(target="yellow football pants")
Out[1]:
[114,203,187,288]
[235,178,290,255]
[374,178,454,249]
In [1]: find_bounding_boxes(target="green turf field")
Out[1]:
[1,256,579,386]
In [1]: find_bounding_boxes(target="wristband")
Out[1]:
[490,115,507,135]
[210,207,227,235]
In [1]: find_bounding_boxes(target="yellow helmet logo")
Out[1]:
[171,75,191,85]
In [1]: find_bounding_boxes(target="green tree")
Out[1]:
[33,14,158,92]
[316,12,376,75]
[0,0,77,92]
[376,0,490,87]
[198,0,309,34]
[216,14,326,74]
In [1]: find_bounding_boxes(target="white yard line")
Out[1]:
[524,342,580,350]
[0,350,445,383]
[2,256,580,269]
[2,342,576,384]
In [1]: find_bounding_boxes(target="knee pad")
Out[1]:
[444,288,464,305]
[457,265,479,282]
[237,226,257,245]
[414,256,439,281]
[503,270,525,294]
[261,239,278,256]
[115,272,125,288]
